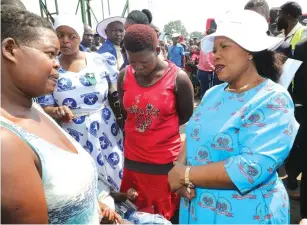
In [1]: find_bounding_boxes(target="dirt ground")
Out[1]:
[179,99,302,224]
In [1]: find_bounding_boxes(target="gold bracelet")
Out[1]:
[185,166,194,188]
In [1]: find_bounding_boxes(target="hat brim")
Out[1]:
[201,31,284,53]
[172,33,181,38]
[96,16,126,39]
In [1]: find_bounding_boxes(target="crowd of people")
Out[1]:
[1,0,307,224]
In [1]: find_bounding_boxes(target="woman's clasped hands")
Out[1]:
[168,161,196,201]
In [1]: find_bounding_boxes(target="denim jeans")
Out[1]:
[197,70,214,98]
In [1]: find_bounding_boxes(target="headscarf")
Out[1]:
[53,14,84,39]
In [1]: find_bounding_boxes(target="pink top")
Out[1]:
[197,50,214,72]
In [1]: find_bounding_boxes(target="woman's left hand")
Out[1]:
[168,161,186,191]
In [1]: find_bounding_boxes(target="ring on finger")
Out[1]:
[187,187,191,194]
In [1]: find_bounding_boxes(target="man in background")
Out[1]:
[244,0,292,58]
[168,33,185,68]
[277,1,307,54]
[197,29,216,97]
[90,33,105,52]
[80,24,94,52]
[192,37,199,45]
[97,16,126,70]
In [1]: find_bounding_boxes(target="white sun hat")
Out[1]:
[96,16,126,40]
[201,10,284,53]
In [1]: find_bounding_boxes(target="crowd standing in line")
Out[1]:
[1,0,307,224]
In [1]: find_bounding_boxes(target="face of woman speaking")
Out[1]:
[2,28,60,97]
[213,36,252,84]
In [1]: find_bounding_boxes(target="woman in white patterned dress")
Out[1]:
[38,14,124,191]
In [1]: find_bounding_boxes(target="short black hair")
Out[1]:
[1,0,26,9]
[244,0,270,20]
[127,9,152,25]
[280,1,302,18]
[1,5,54,45]
[252,50,284,82]
[124,24,157,52]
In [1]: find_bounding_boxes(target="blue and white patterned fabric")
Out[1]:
[0,103,101,224]
[180,79,299,224]
[38,52,124,191]
[127,212,172,224]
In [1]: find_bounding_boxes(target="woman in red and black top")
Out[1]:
[118,24,194,221]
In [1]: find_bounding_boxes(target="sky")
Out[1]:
[22,0,307,33]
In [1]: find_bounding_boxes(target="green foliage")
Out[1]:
[163,20,189,37]
[190,31,204,40]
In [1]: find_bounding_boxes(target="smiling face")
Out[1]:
[2,28,60,97]
[213,36,252,84]
[56,26,81,56]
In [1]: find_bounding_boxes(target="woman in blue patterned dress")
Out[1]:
[168,10,299,224]
[38,14,124,191]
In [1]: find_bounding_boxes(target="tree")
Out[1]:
[163,20,188,38]
[190,31,204,40]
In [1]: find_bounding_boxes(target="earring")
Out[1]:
[248,56,253,61]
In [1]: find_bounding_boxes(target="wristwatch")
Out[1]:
[184,166,195,189]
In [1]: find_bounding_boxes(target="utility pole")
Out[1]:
[86,0,92,27]
[107,0,110,16]
[80,0,87,24]
[101,0,105,19]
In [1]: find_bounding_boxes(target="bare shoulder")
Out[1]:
[176,69,193,87]
[1,127,39,175]
[1,127,49,223]
[1,127,34,158]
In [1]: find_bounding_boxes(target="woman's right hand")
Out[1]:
[175,186,196,201]
[51,106,74,122]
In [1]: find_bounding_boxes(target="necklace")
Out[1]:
[226,79,265,93]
